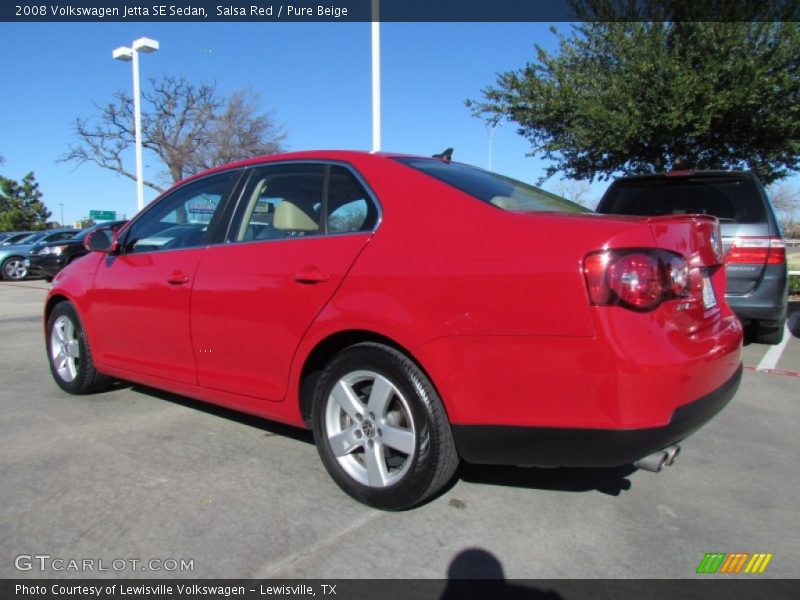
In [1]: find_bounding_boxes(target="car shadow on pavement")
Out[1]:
[113,383,632,497]
[125,383,315,445]
[457,463,635,497]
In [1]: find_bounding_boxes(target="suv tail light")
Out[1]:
[726,237,786,265]
[583,249,690,311]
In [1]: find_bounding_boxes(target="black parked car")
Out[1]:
[26,221,127,281]
[596,170,788,344]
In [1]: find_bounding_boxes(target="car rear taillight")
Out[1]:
[725,237,786,265]
[583,249,689,311]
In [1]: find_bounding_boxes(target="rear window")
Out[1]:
[599,177,766,223]
[394,157,588,213]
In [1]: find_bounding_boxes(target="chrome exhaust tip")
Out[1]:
[634,450,668,473]
[664,444,681,466]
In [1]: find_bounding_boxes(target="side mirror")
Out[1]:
[84,227,119,254]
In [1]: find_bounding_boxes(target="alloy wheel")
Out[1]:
[50,314,80,382]
[324,370,416,488]
[4,259,27,280]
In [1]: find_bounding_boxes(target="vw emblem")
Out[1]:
[361,420,376,438]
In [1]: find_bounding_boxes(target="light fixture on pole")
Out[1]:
[371,0,381,152]
[113,37,159,213]
[487,118,503,172]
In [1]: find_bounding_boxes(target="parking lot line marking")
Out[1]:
[744,366,800,377]
[252,510,381,578]
[756,312,799,372]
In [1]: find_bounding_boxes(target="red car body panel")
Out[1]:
[46,150,743,466]
[89,248,203,384]
[190,234,370,400]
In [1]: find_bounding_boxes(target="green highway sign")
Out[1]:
[89,210,117,220]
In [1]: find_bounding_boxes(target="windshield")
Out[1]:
[16,232,46,244]
[599,176,766,223]
[394,157,588,213]
[2,233,32,245]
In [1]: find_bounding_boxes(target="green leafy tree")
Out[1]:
[467,2,800,184]
[0,172,52,231]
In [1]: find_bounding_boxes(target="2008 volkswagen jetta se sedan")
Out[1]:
[44,151,743,510]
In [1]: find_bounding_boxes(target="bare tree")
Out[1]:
[767,182,800,237]
[62,76,287,193]
[188,88,285,173]
[553,179,597,209]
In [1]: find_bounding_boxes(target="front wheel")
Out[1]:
[1,256,27,281]
[46,301,112,394]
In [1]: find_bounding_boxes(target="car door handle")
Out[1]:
[167,272,191,285]
[294,268,330,284]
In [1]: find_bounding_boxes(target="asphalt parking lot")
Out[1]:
[1,280,798,580]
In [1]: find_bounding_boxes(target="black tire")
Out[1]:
[311,343,459,510]
[753,321,785,345]
[46,301,112,394]
[1,256,27,281]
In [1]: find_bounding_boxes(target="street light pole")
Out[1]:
[487,118,503,172]
[371,0,381,152]
[113,37,159,213]
[59,203,64,227]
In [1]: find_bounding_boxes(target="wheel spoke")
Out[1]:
[65,340,80,358]
[367,375,394,417]
[364,442,389,487]
[54,325,66,343]
[331,380,364,421]
[380,424,415,455]
[54,349,66,366]
[63,319,75,341]
[328,426,362,457]
[65,358,77,381]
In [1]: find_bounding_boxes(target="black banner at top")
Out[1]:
[3,0,800,23]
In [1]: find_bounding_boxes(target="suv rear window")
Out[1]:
[394,157,587,213]
[600,177,766,223]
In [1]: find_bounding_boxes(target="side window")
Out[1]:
[326,166,378,234]
[123,172,237,253]
[236,166,325,242]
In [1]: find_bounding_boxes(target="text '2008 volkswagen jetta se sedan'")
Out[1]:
[44,151,743,509]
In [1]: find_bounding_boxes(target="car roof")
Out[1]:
[169,150,425,191]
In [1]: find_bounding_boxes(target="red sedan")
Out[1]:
[44,151,742,509]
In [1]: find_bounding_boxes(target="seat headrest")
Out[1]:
[273,201,318,232]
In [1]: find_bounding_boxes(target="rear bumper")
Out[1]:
[452,364,742,467]
[726,264,788,325]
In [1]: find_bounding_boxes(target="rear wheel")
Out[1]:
[311,343,459,510]
[1,256,27,281]
[47,301,112,394]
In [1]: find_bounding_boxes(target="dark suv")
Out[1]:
[596,171,788,344]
